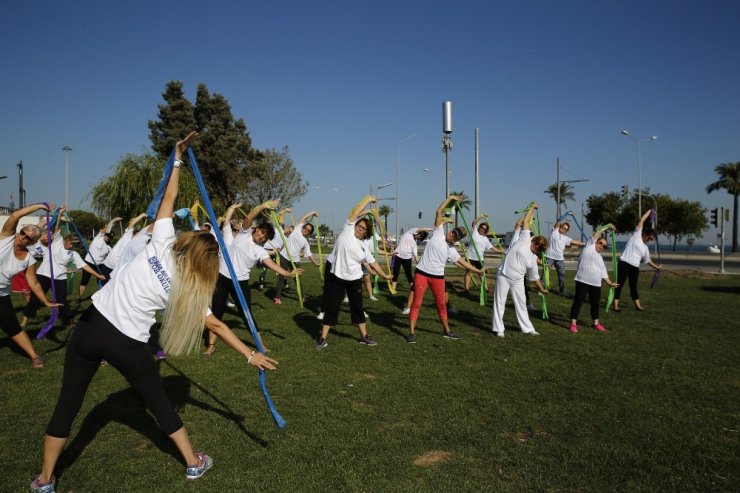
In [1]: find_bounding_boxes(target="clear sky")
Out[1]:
[2,0,738,242]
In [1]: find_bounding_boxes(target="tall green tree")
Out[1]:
[706,162,739,252]
[661,198,708,251]
[379,204,394,234]
[450,191,471,228]
[88,153,199,220]
[545,182,575,215]
[147,81,263,212]
[238,146,307,208]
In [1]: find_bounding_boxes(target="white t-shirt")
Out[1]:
[103,227,135,270]
[620,227,650,268]
[0,236,36,296]
[331,221,371,281]
[111,230,151,280]
[545,226,572,261]
[37,233,86,280]
[574,238,609,287]
[394,228,418,260]
[280,223,312,262]
[466,226,493,261]
[218,228,269,281]
[415,225,461,277]
[497,229,540,282]
[84,233,111,264]
[93,218,176,343]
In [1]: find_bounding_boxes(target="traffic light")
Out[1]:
[418,211,422,219]
[621,185,629,199]
[710,208,718,227]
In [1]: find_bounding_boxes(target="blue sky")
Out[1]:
[2,0,738,241]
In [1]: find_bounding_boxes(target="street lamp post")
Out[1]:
[396,134,415,243]
[621,130,657,217]
[62,145,72,207]
[373,182,392,202]
[423,168,439,203]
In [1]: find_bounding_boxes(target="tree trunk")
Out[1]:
[733,192,738,253]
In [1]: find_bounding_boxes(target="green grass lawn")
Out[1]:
[2,268,738,492]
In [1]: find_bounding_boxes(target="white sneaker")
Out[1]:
[227,302,236,308]
[364,311,369,318]
[369,295,378,301]
[343,296,349,303]
[401,307,410,315]
[317,312,324,320]
[493,330,505,338]
[526,330,540,336]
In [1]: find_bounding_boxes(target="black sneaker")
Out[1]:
[442,332,461,340]
[359,335,377,346]
[446,304,458,314]
[406,334,416,344]
[316,337,328,349]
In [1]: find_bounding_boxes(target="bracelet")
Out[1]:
[173,159,183,168]
[247,350,255,364]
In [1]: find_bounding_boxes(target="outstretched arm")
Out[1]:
[299,210,318,225]
[222,203,243,231]
[455,258,485,275]
[204,314,277,370]
[349,196,377,223]
[636,209,652,230]
[435,195,461,228]
[126,213,148,230]
[0,203,52,239]
[156,131,198,222]
[243,199,280,230]
[591,223,615,243]
[522,202,539,230]
[104,217,123,234]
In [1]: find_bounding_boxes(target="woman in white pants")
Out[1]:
[491,203,548,337]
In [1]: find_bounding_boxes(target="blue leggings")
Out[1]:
[46,305,183,438]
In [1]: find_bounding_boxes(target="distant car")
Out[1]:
[707,244,720,254]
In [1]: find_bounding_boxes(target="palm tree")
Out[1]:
[706,162,740,252]
[450,190,472,229]
[378,204,394,235]
[545,182,575,216]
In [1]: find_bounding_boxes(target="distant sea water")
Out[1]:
[614,241,732,253]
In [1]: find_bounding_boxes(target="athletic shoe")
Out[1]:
[273,298,282,305]
[492,330,505,338]
[316,312,325,320]
[30,475,55,493]
[258,284,264,292]
[154,349,167,360]
[302,294,309,302]
[406,334,416,344]
[363,311,369,319]
[226,301,236,308]
[369,295,378,301]
[343,296,349,303]
[359,335,377,346]
[446,303,458,314]
[594,323,607,332]
[401,307,411,315]
[186,452,213,480]
[569,323,578,334]
[526,330,540,336]
[316,337,328,349]
[526,303,537,312]
[442,332,461,340]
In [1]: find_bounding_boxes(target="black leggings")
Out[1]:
[23,275,73,324]
[211,274,252,321]
[614,260,640,301]
[80,262,113,287]
[569,281,601,321]
[0,295,23,337]
[46,304,183,438]
[392,255,414,285]
[322,270,365,327]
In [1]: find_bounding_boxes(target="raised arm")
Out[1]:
[591,223,615,243]
[242,199,280,230]
[0,203,51,239]
[156,131,198,222]
[522,202,539,230]
[222,203,243,231]
[435,195,461,228]
[126,212,148,230]
[299,210,318,226]
[104,217,123,233]
[349,196,378,223]
[472,214,487,228]
[636,208,652,230]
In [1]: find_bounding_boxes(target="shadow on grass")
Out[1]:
[699,285,740,294]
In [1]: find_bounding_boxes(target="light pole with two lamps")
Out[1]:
[620,130,657,217]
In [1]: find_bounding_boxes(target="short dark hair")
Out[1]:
[414,231,429,242]
[303,223,315,234]
[255,222,275,241]
[451,227,468,241]
[355,218,373,240]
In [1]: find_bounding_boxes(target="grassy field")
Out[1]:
[1,268,738,492]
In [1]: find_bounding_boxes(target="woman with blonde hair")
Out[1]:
[31,132,277,493]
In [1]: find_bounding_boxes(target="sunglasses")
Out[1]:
[596,241,608,248]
